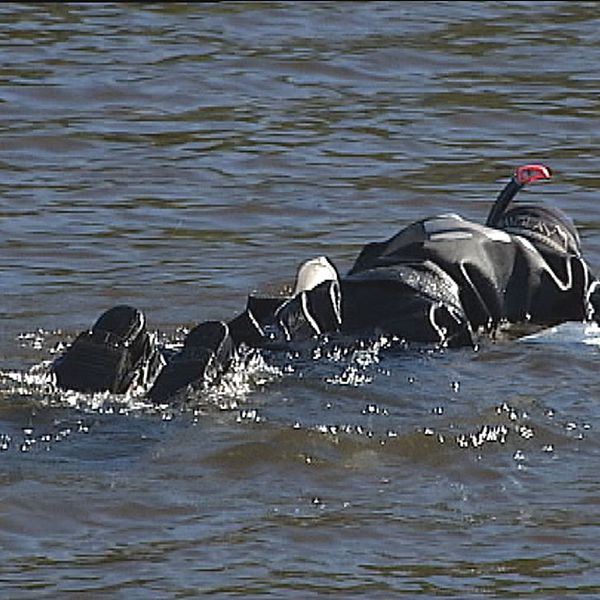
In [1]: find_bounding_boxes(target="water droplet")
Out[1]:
[518,426,534,440]
[513,449,525,462]
[456,435,468,448]
[20,441,32,452]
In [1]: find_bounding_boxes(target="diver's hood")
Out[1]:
[499,204,581,257]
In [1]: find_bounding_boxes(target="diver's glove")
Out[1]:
[53,305,164,394]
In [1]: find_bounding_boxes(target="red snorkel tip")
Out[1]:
[515,164,552,185]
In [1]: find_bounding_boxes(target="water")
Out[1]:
[1,2,600,597]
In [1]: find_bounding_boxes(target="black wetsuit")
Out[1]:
[52,207,600,400]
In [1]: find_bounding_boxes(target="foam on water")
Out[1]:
[520,321,600,346]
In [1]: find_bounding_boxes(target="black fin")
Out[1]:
[148,321,233,403]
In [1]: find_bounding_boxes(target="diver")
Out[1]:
[51,164,600,401]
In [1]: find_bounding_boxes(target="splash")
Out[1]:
[189,346,282,411]
[1,345,283,418]
[1,326,283,417]
[0,360,56,399]
[0,360,156,413]
[319,334,397,386]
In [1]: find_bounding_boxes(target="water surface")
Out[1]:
[1,2,600,597]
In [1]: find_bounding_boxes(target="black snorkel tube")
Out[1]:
[486,164,552,228]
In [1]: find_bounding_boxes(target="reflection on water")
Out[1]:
[1,2,600,597]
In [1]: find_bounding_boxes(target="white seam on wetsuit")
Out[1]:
[428,304,447,344]
[458,262,494,323]
[247,308,265,335]
[329,281,342,327]
[301,291,321,334]
[276,304,292,342]
[515,236,578,291]
[584,270,598,321]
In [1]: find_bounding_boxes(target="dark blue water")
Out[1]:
[1,2,600,597]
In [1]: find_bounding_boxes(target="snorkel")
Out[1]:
[486,164,552,228]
